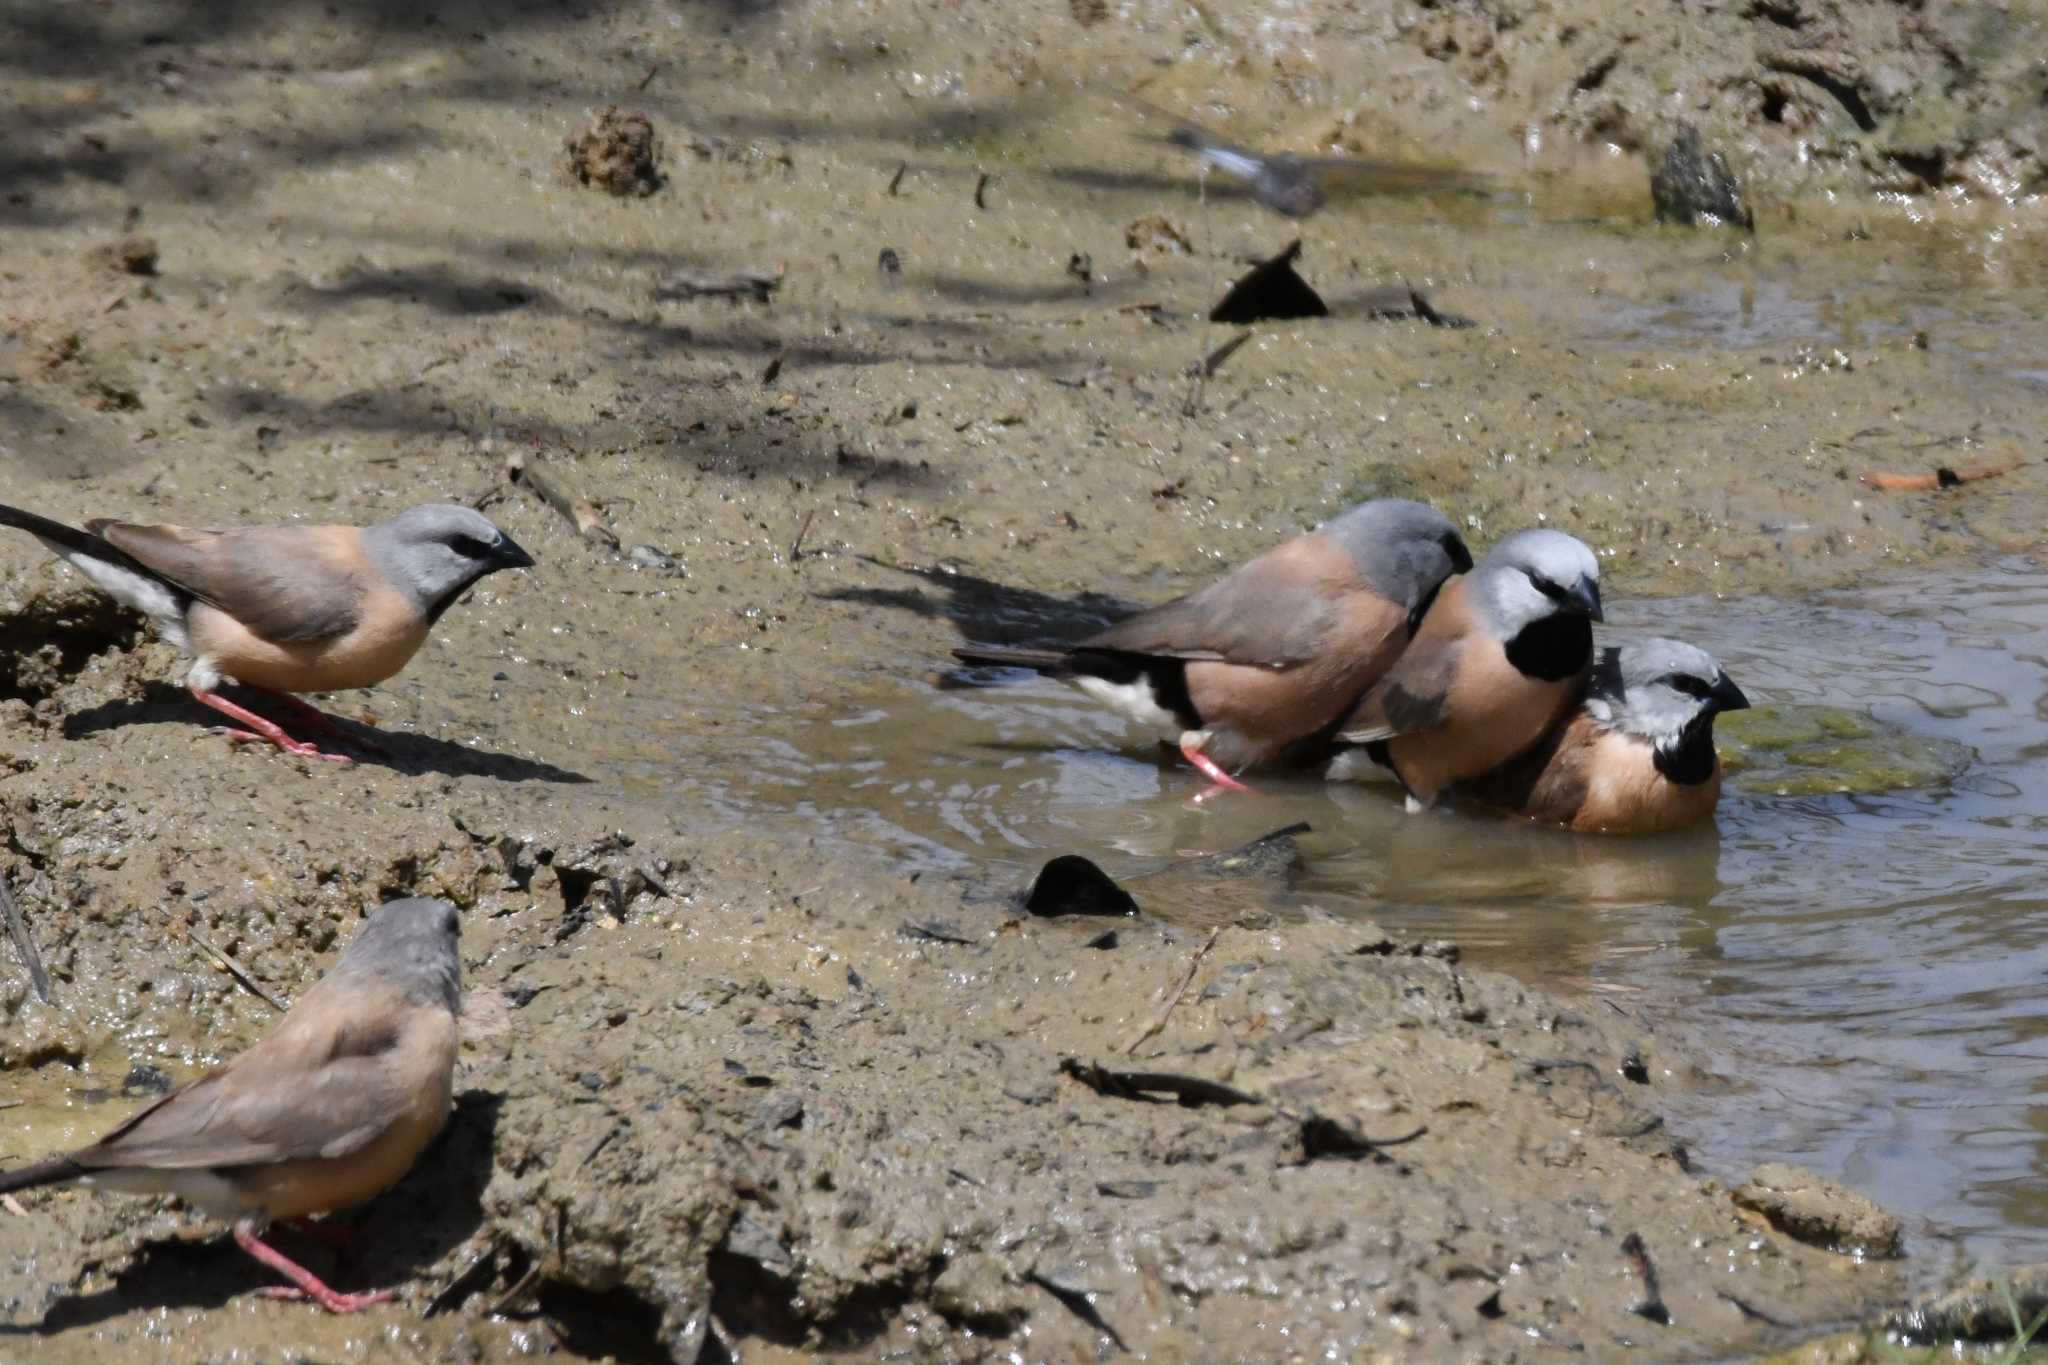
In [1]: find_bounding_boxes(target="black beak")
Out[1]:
[1710,671,1751,713]
[494,535,537,570]
[1568,577,1604,623]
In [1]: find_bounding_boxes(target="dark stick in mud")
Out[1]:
[1203,329,1253,377]
[888,162,907,195]
[1621,1232,1672,1326]
[974,171,992,209]
[187,927,288,1012]
[0,872,50,1004]
[1124,927,1221,1054]
[789,509,816,565]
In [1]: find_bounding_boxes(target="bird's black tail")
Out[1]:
[0,502,170,586]
[952,645,1074,676]
[0,1156,85,1196]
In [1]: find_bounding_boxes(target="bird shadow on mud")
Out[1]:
[821,556,1137,658]
[63,684,592,784]
[2,1090,501,1335]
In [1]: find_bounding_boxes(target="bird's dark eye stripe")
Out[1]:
[1663,673,1714,699]
[451,534,491,557]
[1528,573,1566,599]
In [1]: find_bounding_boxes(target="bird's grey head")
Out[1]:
[1319,499,1473,628]
[1587,637,1750,747]
[1470,528,1603,639]
[362,504,536,624]
[329,896,462,1014]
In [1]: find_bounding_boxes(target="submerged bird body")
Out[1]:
[1460,638,1750,833]
[0,897,462,1313]
[1334,528,1603,809]
[954,499,1471,790]
[0,502,534,760]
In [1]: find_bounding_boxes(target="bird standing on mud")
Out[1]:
[0,897,463,1313]
[1331,527,1603,809]
[1457,637,1750,833]
[0,501,534,762]
[953,498,1471,794]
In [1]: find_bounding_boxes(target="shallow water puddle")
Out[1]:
[641,558,2048,1269]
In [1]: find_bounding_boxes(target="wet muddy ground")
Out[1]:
[4,0,2048,1360]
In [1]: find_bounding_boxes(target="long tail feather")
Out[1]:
[0,1156,85,1196]
[952,645,1074,676]
[0,503,167,586]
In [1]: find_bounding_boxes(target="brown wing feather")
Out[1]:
[90,522,364,644]
[1335,578,1471,740]
[1083,536,1354,668]
[71,981,413,1171]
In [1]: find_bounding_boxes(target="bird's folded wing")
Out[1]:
[71,1052,404,1171]
[88,522,365,644]
[1336,636,1463,741]
[1082,540,1346,668]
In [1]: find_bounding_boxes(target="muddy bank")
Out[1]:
[0,728,1902,1359]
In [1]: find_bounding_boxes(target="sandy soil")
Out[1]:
[3,0,2043,1359]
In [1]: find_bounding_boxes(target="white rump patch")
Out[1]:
[1325,748,1401,785]
[1072,675,1179,736]
[43,542,190,651]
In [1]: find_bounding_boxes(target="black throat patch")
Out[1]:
[1654,715,1719,786]
[423,568,493,626]
[1503,613,1593,682]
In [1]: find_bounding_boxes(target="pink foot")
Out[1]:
[255,689,391,757]
[235,1224,392,1314]
[1179,736,1252,793]
[192,688,352,763]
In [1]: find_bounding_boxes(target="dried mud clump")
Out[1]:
[565,106,665,197]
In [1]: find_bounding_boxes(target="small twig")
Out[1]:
[1861,461,2019,492]
[789,508,816,566]
[1124,927,1221,1055]
[1202,329,1253,377]
[187,928,287,1012]
[887,162,907,195]
[0,1098,23,1111]
[1,872,51,1005]
[2,1193,27,1217]
[1179,363,1207,418]
[759,351,784,385]
[1620,1232,1671,1326]
[973,172,992,209]
[504,450,621,549]
[487,1262,544,1317]
[653,265,784,304]
[634,63,662,92]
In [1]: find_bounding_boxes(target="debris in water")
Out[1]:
[1210,239,1328,325]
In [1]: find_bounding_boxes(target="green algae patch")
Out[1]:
[1720,706,1970,797]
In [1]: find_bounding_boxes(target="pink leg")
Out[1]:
[191,687,352,763]
[253,688,389,757]
[1179,734,1252,794]
[234,1224,392,1314]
